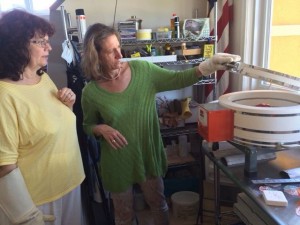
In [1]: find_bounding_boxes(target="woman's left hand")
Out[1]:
[57,87,76,109]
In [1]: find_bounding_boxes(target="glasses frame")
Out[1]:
[30,39,50,48]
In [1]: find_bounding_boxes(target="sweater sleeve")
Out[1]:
[146,61,201,92]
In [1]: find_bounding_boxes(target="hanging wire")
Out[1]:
[112,0,118,28]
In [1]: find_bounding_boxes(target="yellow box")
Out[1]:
[203,44,214,58]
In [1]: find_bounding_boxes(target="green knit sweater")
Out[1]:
[81,60,200,192]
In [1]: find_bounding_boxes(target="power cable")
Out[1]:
[112,0,118,28]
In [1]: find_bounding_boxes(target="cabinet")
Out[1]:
[121,37,216,86]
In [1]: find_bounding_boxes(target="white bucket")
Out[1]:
[171,191,199,220]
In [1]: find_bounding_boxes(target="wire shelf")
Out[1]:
[121,36,216,45]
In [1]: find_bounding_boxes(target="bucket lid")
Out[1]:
[171,191,199,205]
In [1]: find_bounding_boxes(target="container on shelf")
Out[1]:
[118,21,137,40]
[182,18,210,39]
[136,29,152,40]
[126,15,142,30]
[170,13,179,37]
[75,9,87,43]
[174,16,180,38]
[152,31,172,40]
[178,135,188,157]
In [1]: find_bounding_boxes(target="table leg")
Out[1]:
[214,162,221,225]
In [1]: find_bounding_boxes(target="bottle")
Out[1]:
[170,13,177,38]
[75,9,87,43]
[178,135,188,157]
[157,46,164,56]
[174,15,180,39]
[151,47,157,56]
[164,43,172,55]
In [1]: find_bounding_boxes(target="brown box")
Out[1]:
[178,48,201,56]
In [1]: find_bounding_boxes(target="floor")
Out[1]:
[135,190,243,225]
[86,178,244,225]
[88,194,243,225]
[136,204,242,225]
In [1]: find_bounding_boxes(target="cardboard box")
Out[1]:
[198,102,234,142]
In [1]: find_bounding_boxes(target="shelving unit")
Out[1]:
[160,122,198,138]
[121,36,217,85]
[121,36,216,45]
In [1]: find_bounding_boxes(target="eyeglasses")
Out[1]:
[30,39,51,48]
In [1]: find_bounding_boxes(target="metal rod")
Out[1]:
[213,1,218,101]
[60,6,69,41]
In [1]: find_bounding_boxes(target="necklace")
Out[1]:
[20,73,41,85]
[101,67,122,81]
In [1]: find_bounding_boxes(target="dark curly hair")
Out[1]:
[0,9,55,81]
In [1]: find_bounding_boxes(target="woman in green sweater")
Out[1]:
[81,23,240,225]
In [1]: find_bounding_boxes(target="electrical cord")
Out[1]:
[112,0,118,28]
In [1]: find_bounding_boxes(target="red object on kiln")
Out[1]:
[198,102,234,142]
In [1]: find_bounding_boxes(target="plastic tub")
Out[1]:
[136,29,152,40]
[171,191,199,220]
[152,31,172,40]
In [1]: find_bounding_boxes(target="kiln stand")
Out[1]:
[227,141,282,177]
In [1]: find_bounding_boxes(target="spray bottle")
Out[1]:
[75,9,87,43]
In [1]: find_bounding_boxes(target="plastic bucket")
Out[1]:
[171,191,199,220]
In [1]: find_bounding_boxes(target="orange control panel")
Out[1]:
[198,102,234,142]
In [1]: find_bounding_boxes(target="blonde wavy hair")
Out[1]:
[81,23,120,81]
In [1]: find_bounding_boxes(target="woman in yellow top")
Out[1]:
[0,9,85,225]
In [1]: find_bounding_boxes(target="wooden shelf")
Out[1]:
[167,153,196,167]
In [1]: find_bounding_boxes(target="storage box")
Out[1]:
[118,21,137,40]
[152,31,172,40]
[198,102,234,142]
[176,48,201,56]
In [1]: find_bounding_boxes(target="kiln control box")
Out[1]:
[198,102,234,142]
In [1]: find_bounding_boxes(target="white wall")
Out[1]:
[62,0,207,29]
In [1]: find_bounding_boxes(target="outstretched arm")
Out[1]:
[197,53,241,77]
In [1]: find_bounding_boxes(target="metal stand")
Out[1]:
[228,141,258,177]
